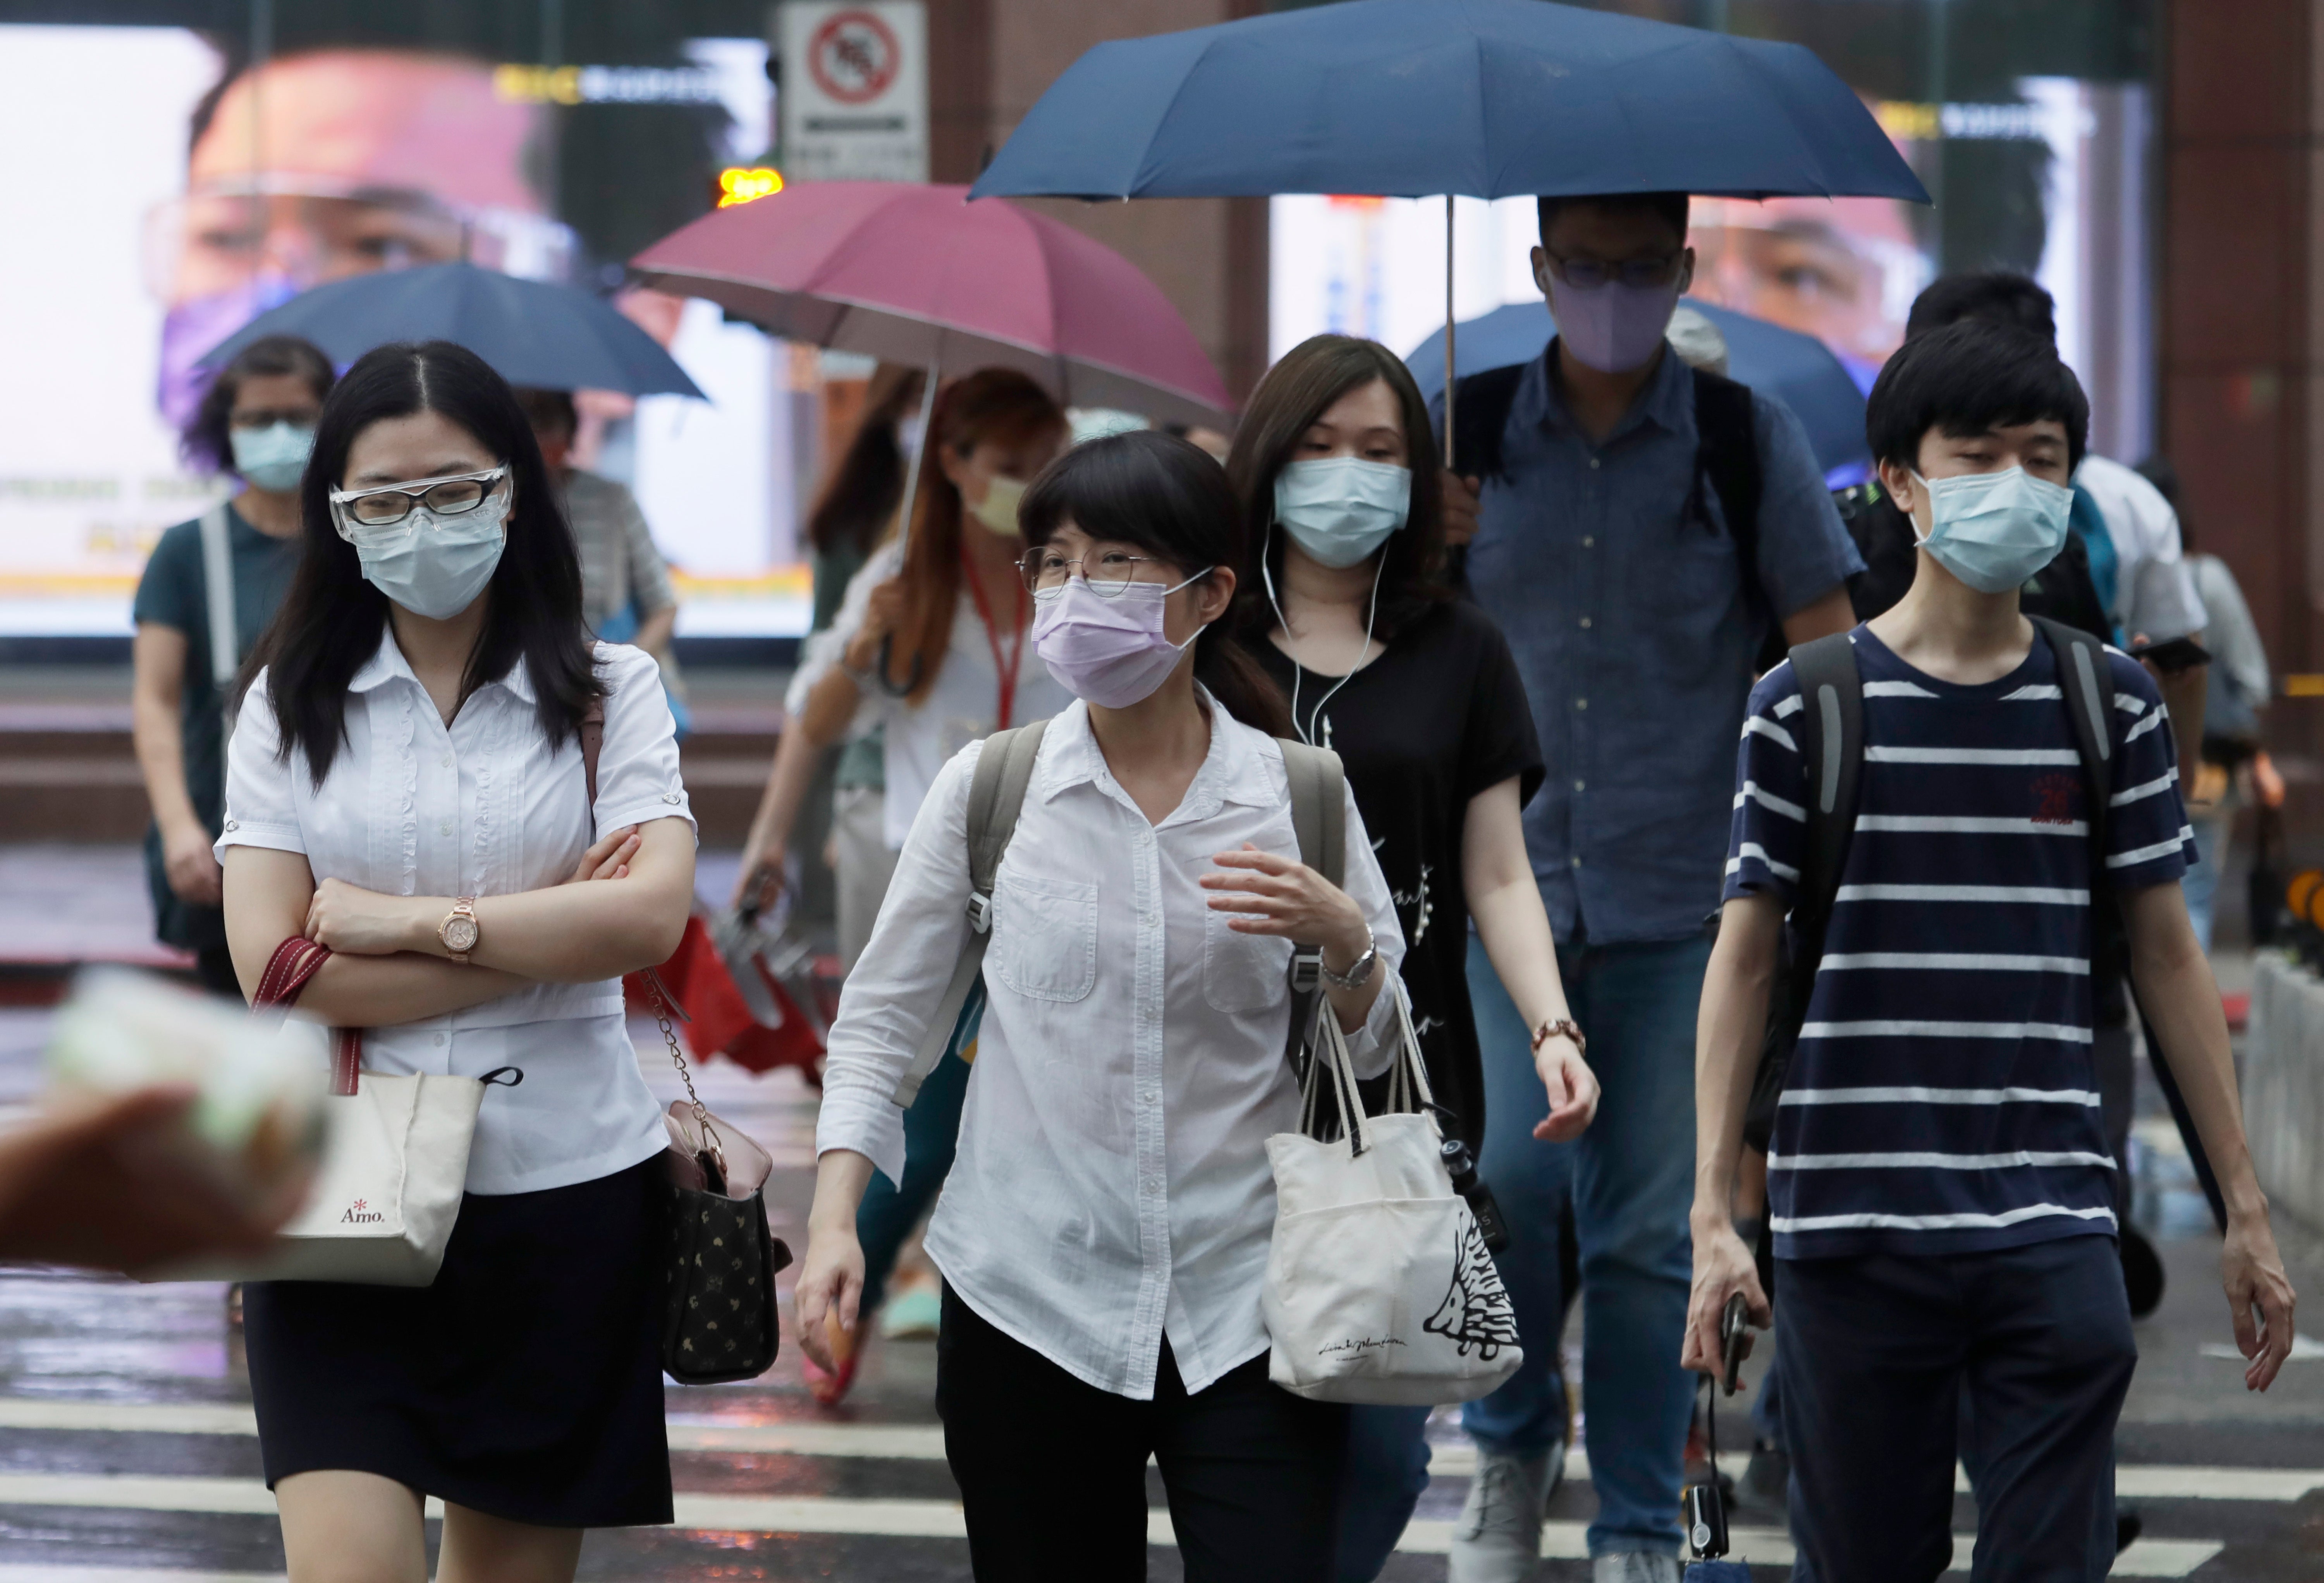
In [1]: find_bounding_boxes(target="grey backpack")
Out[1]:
[889,720,1348,1106]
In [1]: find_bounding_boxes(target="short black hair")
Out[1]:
[1537,192,1689,248]
[512,387,579,440]
[182,335,335,474]
[1867,320,2090,474]
[1904,272,2057,344]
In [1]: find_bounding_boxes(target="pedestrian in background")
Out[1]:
[133,335,333,996]
[734,368,1074,1399]
[2138,456,2270,950]
[798,363,928,975]
[219,340,695,1583]
[1692,318,2295,1582]
[1434,191,1862,1583]
[515,385,681,669]
[797,430,1404,1583]
[1225,332,1598,1580]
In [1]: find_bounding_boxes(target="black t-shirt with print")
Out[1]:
[1249,598,1543,1153]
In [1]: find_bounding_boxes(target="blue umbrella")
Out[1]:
[968,0,1925,203]
[1404,298,1871,478]
[196,262,705,398]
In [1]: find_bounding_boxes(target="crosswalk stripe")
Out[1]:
[0,1471,2229,1574]
[0,1399,2303,1509]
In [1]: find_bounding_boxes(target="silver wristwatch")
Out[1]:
[1318,926,1378,990]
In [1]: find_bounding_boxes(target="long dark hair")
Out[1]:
[182,335,336,475]
[886,369,1066,706]
[250,340,598,786]
[1224,334,1449,648]
[1020,430,1293,738]
[806,363,924,558]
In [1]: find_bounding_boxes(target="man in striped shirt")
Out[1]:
[1687,322,2294,1581]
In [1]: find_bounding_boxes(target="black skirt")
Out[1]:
[244,1153,673,1528]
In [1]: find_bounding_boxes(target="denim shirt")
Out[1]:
[1447,342,1861,944]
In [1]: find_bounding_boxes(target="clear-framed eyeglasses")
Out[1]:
[328,466,509,540]
[1020,547,1165,601]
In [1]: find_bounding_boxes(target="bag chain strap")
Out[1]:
[643,973,725,1184]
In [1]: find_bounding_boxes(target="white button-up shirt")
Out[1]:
[816,698,1406,1398]
[218,638,693,1195]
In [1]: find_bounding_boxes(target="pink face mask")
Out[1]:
[1029,571,1210,709]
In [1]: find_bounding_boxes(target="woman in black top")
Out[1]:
[1226,333,1598,1583]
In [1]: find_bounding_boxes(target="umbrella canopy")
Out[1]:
[1404,298,1871,476]
[629,182,1233,427]
[198,262,704,399]
[968,0,1927,204]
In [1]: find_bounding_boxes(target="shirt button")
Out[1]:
[1575,698,1588,710]
[1579,616,1592,629]
[223,818,238,832]
[1582,536,1595,548]
[1571,855,1583,869]
[1573,779,1585,792]
[662,792,681,804]
[432,1033,445,1047]
[441,753,454,768]
[1588,457,1601,470]
[439,820,454,836]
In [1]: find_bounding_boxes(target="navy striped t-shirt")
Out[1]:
[1724,626,2192,1260]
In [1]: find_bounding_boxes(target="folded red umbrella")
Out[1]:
[624,913,824,1084]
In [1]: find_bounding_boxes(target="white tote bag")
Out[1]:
[1263,986,1523,1405]
[159,1069,495,1287]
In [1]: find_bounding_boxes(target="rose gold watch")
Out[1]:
[438,897,480,964]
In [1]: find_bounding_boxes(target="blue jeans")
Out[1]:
[1461,932,1706,1557]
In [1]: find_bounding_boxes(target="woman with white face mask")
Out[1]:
[217,340,696,1583]
[134,334,334,997]
[1224,335,1599,1583]
[731,366,1076,1401]
[797,431,1406,1583]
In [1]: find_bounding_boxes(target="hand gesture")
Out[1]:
[303,877,421,956]
[1201,843,1369,963]
[566,825,641,884]
[2223,1209,2298,1391]
[1441,470,1483,548]
[1681,1220,1770,1377]
[1532,1033,1599,1142]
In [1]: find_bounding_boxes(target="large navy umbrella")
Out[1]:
[1405,298,1871,478]
[970,0,1924,458]
[198,262,704,398]
[969,0,1926,205]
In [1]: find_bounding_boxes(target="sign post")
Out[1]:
[777,2,929,183]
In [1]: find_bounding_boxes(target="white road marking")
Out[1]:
[0,1571,286,1583]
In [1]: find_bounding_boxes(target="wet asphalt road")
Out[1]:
[0,993,2315,1579]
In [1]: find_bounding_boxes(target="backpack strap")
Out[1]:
[1448,363,1528,483]
[1743,632,1863,1151]
[1276,738,1347,1073]
[197,504,241,732]
[1690,367,1784,670]
[891,719,1051,1107]
[2032,616,2114,863]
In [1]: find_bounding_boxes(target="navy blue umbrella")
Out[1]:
[197,262,704,399]
[968,0,1926,205]
[1405,298,1871,478]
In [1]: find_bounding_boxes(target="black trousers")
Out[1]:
[936,1285,1346,1583]
[1778,1236,2137,1583]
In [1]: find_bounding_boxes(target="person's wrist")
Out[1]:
[1321,905,1372,971]
[1690,1200,1736,1239]
[413,897,456,955]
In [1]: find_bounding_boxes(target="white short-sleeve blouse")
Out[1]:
[218,637,692,1195]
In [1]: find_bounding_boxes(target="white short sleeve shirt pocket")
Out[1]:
[991,867,1098,1003]
[1203,911,1291,1014]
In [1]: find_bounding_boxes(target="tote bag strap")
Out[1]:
[198,504,240,736]
[254,935,363,1096]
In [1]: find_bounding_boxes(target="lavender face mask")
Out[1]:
[157,275,302,434]
[1029,571,1209,710]
[1547,274,1683,374]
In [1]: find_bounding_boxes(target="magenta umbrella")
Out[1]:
[629,181,1233,428]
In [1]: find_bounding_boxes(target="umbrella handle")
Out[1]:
[1443,195,1456,472]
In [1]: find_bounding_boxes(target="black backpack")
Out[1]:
[1451,360,1781,669]
[1741,616,2123,1150]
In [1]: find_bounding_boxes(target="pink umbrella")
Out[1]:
[629,181,1233,429]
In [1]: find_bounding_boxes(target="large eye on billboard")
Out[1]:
[0,25,808,641]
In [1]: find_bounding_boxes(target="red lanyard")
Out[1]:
[963,553,1028,730]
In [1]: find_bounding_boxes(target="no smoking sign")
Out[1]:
[808,10,901,105]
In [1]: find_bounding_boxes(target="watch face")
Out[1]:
[442,915,480,954]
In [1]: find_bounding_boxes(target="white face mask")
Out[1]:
[354,493,511,620]
[1272,457,1411,569]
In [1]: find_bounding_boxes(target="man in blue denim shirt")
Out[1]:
[1435,193,1860,1583]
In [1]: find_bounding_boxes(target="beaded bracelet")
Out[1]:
[1532,1018,1587,1058]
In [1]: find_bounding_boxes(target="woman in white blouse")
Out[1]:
[796,430,1406,1582]
[217,342,695,1583]
[734,367,1074,1399]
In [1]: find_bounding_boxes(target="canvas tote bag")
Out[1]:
[158,938,510,1286]
[1263,983,1523,1405]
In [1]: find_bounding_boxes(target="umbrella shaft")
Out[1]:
[1443,196,1456,471]
[895,356,943,560]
